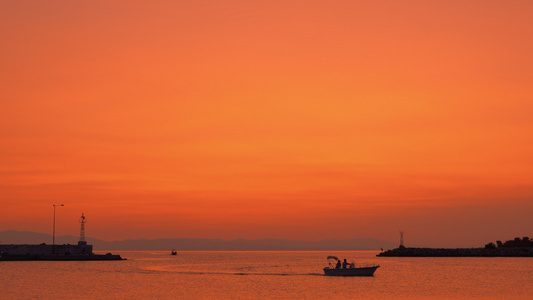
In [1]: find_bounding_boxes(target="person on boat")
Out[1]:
[335,259,341,269]
[342,259,349,269]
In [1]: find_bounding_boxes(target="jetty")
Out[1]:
[378,237,533,257]
[0,213,124,261]
[377,246,533,257]
[0,243,124,261]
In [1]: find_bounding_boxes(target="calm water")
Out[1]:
[1,250,532,299]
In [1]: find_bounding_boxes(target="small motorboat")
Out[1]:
[323,256,379,276]
[171,249,177,255]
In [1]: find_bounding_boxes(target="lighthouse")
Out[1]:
[78,213,87,246]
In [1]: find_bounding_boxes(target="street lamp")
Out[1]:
[52,204,64,254]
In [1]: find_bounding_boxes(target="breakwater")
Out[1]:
[0,243,125,261]
[377,247,533,257]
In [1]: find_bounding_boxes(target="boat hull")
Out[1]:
[323,266,379,276]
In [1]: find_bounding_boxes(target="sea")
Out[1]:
[2,250,532,299]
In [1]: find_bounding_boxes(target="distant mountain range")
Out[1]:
[0,230,398,251]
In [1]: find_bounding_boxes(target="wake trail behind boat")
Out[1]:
[233,272,324,276]
[143,266,324,276]
[166,271,324,276]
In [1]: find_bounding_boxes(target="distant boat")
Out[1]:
[323,256,379,276]
[171,249,177,255]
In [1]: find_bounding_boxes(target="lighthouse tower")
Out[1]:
[78,213,87,246]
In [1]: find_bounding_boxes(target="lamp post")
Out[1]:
[52,204,64,254]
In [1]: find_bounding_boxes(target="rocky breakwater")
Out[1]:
[377,247,533,257]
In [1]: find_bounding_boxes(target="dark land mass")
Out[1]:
[0,253,124,261]
[0,230,397,251]
[0,235,125,261]
[378,237,533,257]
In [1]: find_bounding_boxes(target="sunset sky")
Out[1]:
[1,1,532,247]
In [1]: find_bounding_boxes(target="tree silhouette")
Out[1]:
[498,236,533,248]
[485,242,496,249]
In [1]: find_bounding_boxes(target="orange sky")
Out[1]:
[1,1,532,247]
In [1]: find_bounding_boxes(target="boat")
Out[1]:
[171,249,177,255]
[323,265,380,276]
[323,256,379,276]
